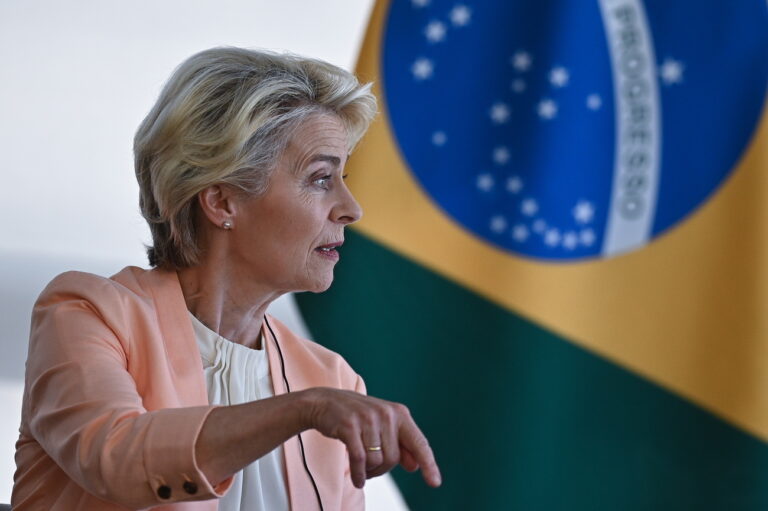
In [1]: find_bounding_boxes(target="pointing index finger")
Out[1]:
[399,418,442,487]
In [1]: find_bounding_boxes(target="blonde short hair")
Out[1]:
[134,47,377,269]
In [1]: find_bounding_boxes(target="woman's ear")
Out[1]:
[197,184,237,230]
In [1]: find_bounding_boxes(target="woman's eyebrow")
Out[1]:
[309,154,341,167]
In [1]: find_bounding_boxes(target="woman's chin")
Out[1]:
[300,273,334,294]
[311,279,334,294]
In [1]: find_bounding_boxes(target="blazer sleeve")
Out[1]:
[23,273,232,508]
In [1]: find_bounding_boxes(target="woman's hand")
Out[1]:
[195,388,441,492]
[301,387,442,489]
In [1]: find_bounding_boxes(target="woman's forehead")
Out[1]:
[285,115,349,159]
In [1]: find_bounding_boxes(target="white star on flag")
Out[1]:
[431,131,447,146]
[521,198,538,216]
[512,224,529,242]
[511,79,526,93]
[544,228,561,247]
[587,94,602,110]
[532,219,547,234]
[580,228,596,246]
[659,58,684,85]
[562,231,578,250]
[411,58,434,80]
[511,50,532,72]
[537,99,558,120]
[476,173,494,192]
[489,102,511,124]
[549,66,570,87]
[411,0,430,7]
[573,200,595,224]
[489,215,507,233]
[492,146,510,165]
[424,20,447,43]
[450,5,471,26]
[506,176,523,193]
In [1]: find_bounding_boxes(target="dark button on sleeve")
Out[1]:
[157,485,172,499]
[183,480,198,495]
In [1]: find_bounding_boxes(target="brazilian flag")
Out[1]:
[297,0,768,509]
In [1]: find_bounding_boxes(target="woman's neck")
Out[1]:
[177,261,282,350]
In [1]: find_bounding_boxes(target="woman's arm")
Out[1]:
[195,387,442,490]
[22,274,233,509]
[193,391,307,486]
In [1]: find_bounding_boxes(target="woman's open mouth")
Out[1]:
[315,241,342,260]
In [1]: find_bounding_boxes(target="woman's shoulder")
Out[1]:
[33,267,172,332]
[265,314,364,391]
[37,266,151,306]
[28,267,160,366]
[30,266,183,361]
[265,313,351,367]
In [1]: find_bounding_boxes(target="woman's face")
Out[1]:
[227,113,362,294]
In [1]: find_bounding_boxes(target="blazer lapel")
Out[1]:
[264,314,320,511]
[139,268,209,406]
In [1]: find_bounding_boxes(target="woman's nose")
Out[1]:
[333,183,363,225]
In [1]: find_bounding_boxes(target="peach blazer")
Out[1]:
[12,266,365,510]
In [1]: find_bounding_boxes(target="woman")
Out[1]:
[12,47,440,510]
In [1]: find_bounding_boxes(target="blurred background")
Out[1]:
[2,1,767,510]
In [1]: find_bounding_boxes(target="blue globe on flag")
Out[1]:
[383,0,767,260]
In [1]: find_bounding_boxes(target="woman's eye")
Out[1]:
[313,175,332,188]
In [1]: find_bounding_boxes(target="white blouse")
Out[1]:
[189,313,290,511]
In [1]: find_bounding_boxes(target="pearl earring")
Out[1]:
[222,220,232,230]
